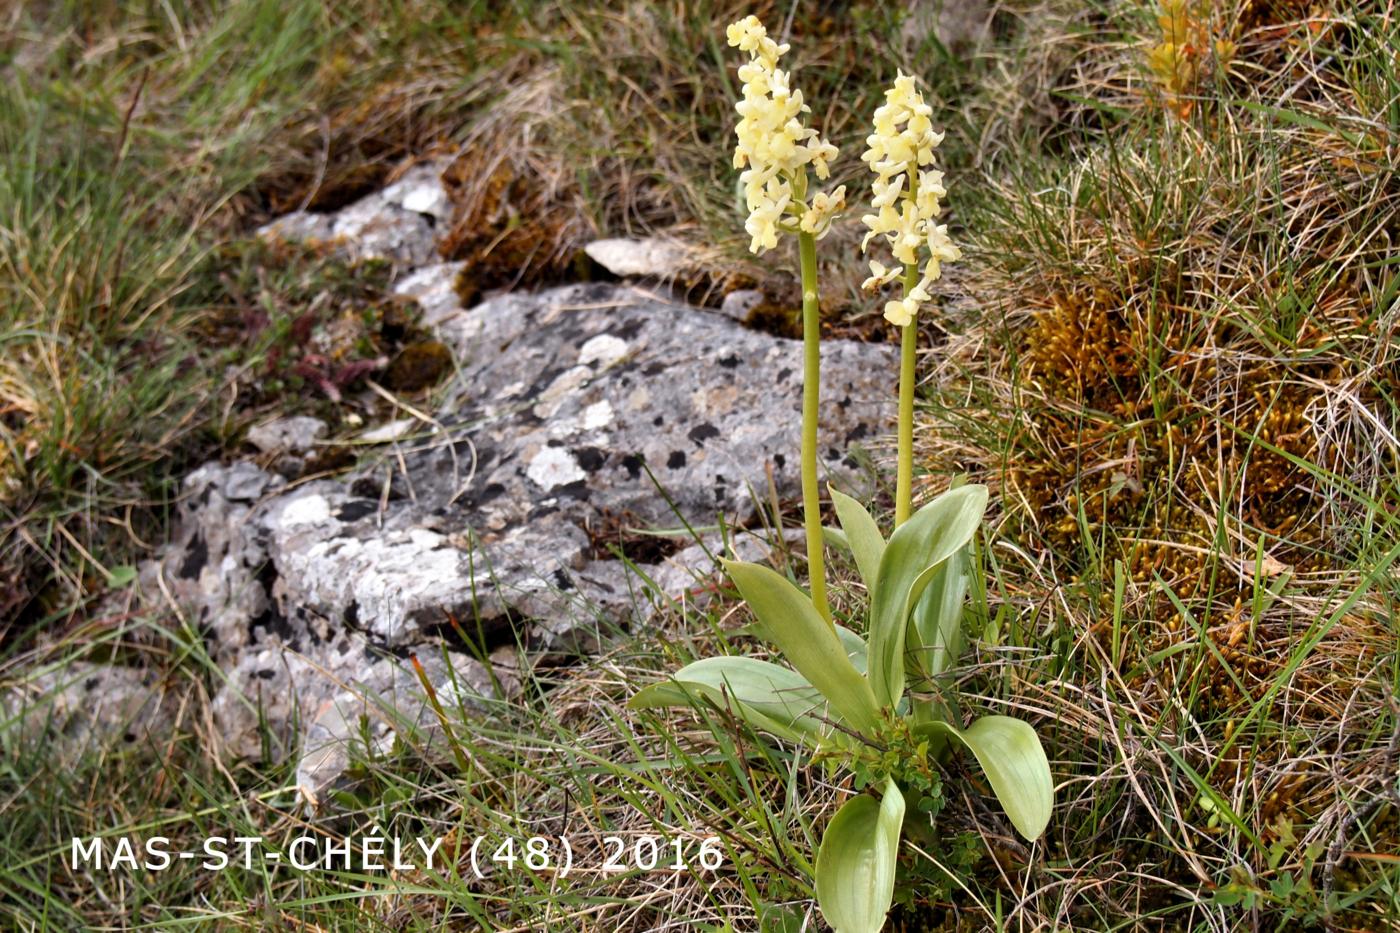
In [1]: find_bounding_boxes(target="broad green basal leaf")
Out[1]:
[629,656,829,741]
[814,777,905,933]
[823,525,851,554]
[907,546,970,684]
[835,625,868,675]
[829,485,886,592]
[723,560,881,734]
[867,485,988,708]
[917,715,1053,841]
[630,678,811,744]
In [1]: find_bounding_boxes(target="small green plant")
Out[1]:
[1145,0,1235,118]
[631,16,1053,933]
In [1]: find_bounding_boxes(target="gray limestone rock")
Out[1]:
[583,237,691,278]
[257,162,450,265]
[246,416,327,455]
[146,279,892,796]
[393,261,468,328]
[718,288,764,323]
[1,662,172,756]
[149,460,279,662]
[207,278,895,657]
[246,415,328,477]
[139,459,504,801]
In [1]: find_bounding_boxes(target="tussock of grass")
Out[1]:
[908,3,1400,926]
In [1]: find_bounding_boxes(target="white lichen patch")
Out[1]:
[526,447,585,490]
[408,527,445,549]
[581,400,614,430]
[582,237,690,278]
[526,448,588,490]
[281,494,331,527]
[578,334,629,367]
[546,397,615,440]
[381,163,452,221]
[399,183,448,219]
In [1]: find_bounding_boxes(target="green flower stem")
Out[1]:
[797,231,832,626]
[895,260,919,527]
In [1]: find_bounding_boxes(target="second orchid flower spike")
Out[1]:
[861,71,961,526]
[860,71,961,328]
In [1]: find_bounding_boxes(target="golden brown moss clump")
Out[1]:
[440,135,591,307]
[385,341,452,392]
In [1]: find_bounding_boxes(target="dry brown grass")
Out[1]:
[903,2,1400,926]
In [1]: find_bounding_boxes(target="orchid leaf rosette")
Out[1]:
[727,15,845,623]
[633,485,1054,933]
